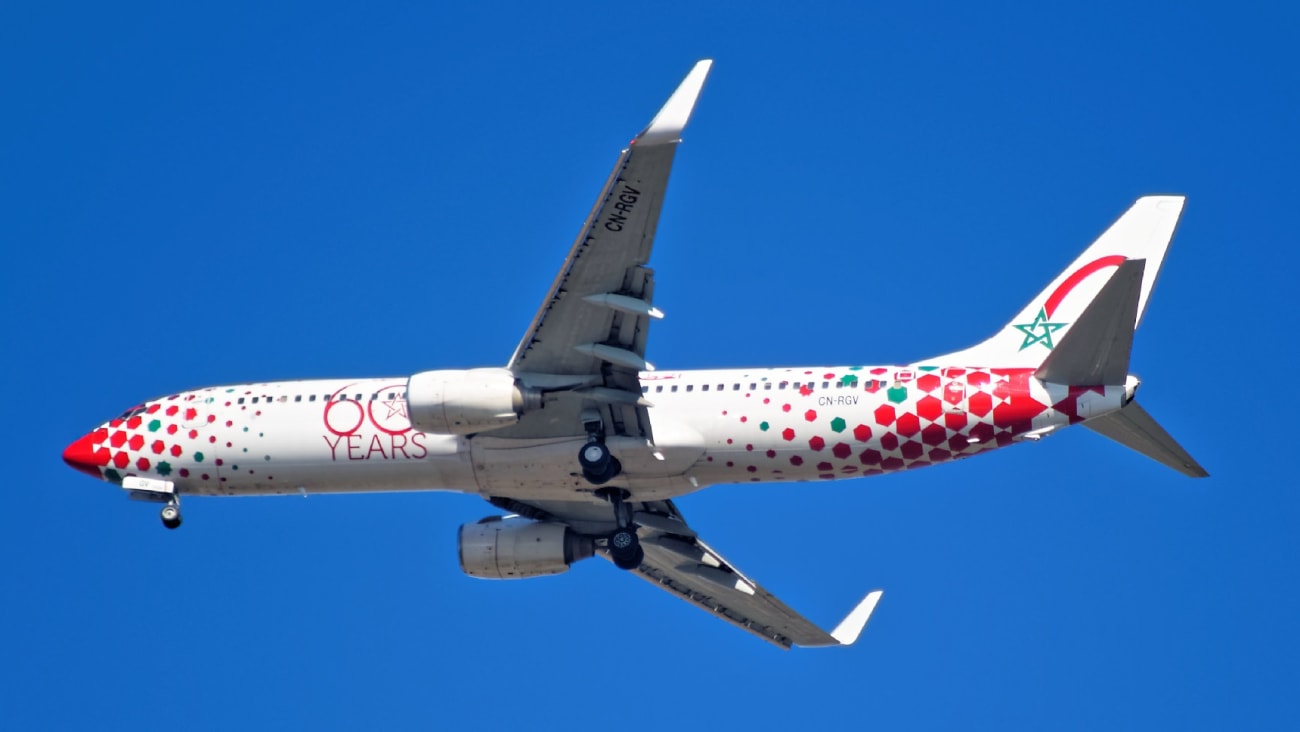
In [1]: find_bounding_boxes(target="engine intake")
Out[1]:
[407,368,541,435]
[459,516,594,579]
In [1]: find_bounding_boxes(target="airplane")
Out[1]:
[62,60,1207,649]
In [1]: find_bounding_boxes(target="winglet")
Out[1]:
[635,59,713,146]
[830,590,884,646]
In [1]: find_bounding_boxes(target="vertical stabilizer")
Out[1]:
[924,196,1185,367]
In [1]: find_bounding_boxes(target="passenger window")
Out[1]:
[655,385,664,393]
[763,382,772,390]
[252,397,259,404]
[309,395,317,402]
[733,384,740,390]
[717,384,724,391]
[779,381,788,389]
[701,384,709,392]
[354,394,362,401]
[671,385,678,393]
[822,381,830,389]
[388,393,396,400]
[238,397,245,405]
[294,395,301,402]
[749,383,757,391]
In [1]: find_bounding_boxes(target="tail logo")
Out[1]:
[1013,308,1068,351]
[1013,255,1129,351]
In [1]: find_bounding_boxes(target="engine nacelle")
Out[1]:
[406,368,540,435]
[458,516,594,579]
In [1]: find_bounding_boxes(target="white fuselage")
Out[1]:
[72,365,1127,503]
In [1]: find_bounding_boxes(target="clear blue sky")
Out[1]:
[4,2,1298,729]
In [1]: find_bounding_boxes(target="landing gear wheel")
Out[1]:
[160,503,182,530]
[583,456,622,486]
[578,441,612,474]
[608,527,643,570]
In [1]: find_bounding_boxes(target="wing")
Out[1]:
[498,60,712,441]
[488,495,884,650]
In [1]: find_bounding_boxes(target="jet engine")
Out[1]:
[407,368,541,435]
[459,516,595,579]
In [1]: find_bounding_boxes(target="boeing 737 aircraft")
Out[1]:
[63,60,1207,648]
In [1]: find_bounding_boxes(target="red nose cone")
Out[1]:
[63,432,108,479]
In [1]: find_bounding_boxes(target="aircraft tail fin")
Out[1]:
[1084,401,1209,478]
[925,196,1185,368]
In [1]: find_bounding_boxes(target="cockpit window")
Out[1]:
[117,404,148,420]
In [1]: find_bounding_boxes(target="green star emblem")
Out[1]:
[1013,307,1068,351]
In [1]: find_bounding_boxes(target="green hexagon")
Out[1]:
[759,421,770,431]
[887,386,908,404]
[830,417,846,433]
[147,419,162,432]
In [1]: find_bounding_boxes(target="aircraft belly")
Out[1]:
[468,435,702,502]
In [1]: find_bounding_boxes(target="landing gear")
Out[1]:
[160,500,182,530]
[122,477,183,530]
[579,440,622,485]
[599,487,643,570]
[578,410,621,485]
[608,526,644,569]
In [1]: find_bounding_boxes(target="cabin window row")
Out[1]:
[235,392,407,405]
[640,379,861,394]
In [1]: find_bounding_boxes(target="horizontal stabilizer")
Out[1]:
[1084,401,1209,477]
[1035,259,1144,385]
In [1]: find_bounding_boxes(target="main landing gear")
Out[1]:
[578,410,640,569]
[577,410,621,486]
[598,487,643,570]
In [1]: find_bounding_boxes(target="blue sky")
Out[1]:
[4,2,1298,729]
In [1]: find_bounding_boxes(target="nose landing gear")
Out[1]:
[122,476,184,530]
[160,499,182,530]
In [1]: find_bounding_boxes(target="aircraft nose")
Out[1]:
[63,430,109,479]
